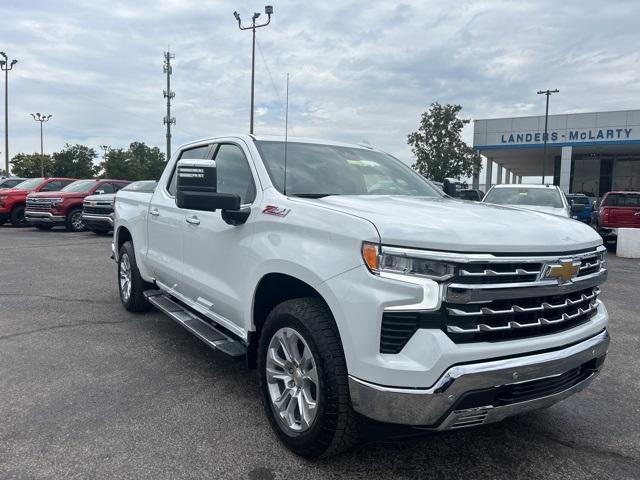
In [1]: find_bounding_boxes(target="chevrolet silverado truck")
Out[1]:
[593,191,640,246]
[0,177,77,227]
[113,135,609,458]
[83,181,157,235]
[26,179,130,231]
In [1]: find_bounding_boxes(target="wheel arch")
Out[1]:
[247,272,335,369]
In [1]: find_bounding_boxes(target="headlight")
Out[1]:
[362,242,454,280]
[50,198,64,205]
[0,195,7,201]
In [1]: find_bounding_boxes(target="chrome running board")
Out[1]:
[144,290,247,357]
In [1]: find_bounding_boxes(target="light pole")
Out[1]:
[1,52,18,175]
[30,113,52,177]
[233,5,274,135]
[537,89,559,184]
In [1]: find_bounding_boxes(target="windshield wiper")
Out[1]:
[289,193,340,198]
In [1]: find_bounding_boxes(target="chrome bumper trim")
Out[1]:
[24,211,65,223]
[348,329,609,427]
[82,213,114,225]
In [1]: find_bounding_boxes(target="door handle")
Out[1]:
[149,208,160,217]
[186,215,200,225]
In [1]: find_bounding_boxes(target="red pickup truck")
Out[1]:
[26,179,130,232]
[0,177,78,227]
[594,191,640,245]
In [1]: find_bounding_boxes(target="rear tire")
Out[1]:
[118,241,152,312]
[10,205,28,227]
[258,298,359,458]
[65,208,86,232]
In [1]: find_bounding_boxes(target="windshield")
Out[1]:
[568,195,589,205]
[61,180,96,193]
[484,187,564,208]
[13,178,44,190]
[255,141,442,197]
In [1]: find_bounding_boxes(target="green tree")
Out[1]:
[407,103,481,182]
[10,153,55,177]
[100,142,166,181]
[101,148,136,180]
[129,141,166,180]
[52,144,99,178]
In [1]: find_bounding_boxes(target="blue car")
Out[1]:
[566,193,593,223]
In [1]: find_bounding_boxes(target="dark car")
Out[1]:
[459,189,484,201]
[566,193,592,223]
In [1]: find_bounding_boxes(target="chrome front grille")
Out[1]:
[25,199,53,211]
[83,204,112,215]
[445,286,599,338]
[379,245,607,351]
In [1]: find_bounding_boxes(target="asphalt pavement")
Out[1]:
[0,226,639,480]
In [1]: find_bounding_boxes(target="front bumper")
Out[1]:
[24,211,65,225]
[82,213,113,229]
[598,227,618,241]
[349,329,609,428]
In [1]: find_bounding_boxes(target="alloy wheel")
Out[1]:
[71,211,85,231]
[119,253,132,303]
[266,327,319,433]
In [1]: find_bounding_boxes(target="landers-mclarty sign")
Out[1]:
[501,127,633,145]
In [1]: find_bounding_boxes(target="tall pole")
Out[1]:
[537,89,559,184]
[1,52,18,175]
[30,113,52,177]
[234,6,274,135]
[163,51,176,161]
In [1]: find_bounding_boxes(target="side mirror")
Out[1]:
[96,189,105,195]
[175,158,250,224]
[443,178,460,197]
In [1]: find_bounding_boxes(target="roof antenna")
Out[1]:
[283,72,290,196]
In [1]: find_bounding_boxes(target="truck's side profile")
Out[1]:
[113,135,609,458]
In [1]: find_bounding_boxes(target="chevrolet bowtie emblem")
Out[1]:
[544,259,581,283]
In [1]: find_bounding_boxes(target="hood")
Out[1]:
[84,193,115,202]
[310,195,601,253]
[29,190,89,199]
[0,187,34,196]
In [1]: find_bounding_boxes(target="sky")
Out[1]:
[2,0,640,170]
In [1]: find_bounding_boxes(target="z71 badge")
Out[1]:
[262,205,290,217]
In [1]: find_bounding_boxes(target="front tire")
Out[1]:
[10,205,28,227]
[65,208,86,232]
[118,241,152,312]
[258,298,359,458]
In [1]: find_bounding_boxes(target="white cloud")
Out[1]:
[2,0,639,166]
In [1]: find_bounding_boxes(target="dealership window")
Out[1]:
[613,155,640,191]
[571,154,601,197]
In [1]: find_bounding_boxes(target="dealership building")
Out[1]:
[472,109,640,197]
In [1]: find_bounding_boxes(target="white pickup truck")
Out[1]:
[113,135,609,458]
